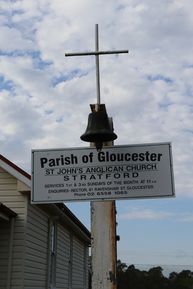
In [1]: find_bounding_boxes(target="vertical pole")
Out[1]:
[91,133,117,289]
[91,201,117,289]
[95,24,101,107]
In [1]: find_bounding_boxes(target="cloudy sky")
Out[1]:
[1,0,193,268]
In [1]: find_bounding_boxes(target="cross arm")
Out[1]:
[65,50,128,57]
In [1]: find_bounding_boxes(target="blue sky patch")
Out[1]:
[44,110,53,115]
[56,116,63,123]
[147,74,173,84]
[52,69,88,86]
[0,50,52,70]
[31,51,52,70]
[0,75,14,91]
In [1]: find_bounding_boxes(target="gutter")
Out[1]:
[42,203,91,244]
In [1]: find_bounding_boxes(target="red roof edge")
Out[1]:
[0,154,31,180]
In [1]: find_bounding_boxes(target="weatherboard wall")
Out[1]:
[56,218,89,289]
[24,202,89,289]
[0,167,27,289]
[0,219,9,289]
[56,223,71,288]
[72,236,88,289]
[24,202,49,289]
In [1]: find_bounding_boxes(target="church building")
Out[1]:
[0,154,90,289]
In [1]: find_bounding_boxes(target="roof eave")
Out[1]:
[0,155,31,189]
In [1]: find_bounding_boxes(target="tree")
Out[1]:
[169,270,193,289]
[116,260,193,289]
[146,266,168,289]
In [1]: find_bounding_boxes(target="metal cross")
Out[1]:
[65,24,128,106]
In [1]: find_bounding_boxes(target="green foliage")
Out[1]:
[117,260,193,289]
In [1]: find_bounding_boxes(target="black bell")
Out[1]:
[80,104,117,145]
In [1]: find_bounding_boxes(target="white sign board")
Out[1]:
[31,142,175,203]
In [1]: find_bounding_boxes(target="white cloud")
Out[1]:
[179,214,193,222]
[119,208,173,220]
[118,207,193,222]
[0,26,33,50]
[0,0,193,198]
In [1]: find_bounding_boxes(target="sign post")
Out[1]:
[65,25,128,289]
